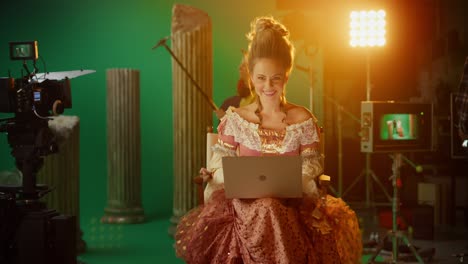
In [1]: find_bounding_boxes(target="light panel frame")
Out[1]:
[349,10,386,47]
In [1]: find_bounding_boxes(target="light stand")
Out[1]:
[342,51,392,206]
[367,153,424,264]
[345,10,391,206]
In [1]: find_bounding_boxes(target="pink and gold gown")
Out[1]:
[175,108,362,264]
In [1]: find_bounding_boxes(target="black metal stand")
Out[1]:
[368,153,424,264]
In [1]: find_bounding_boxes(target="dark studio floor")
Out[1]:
[355,204,468,263]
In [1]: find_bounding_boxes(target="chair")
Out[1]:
[194,130,218,205]
[194,127,331,206]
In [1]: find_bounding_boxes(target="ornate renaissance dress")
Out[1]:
[175,108,362,264]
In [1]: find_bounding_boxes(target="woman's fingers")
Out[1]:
[199,167,213,182]
[200,168,213,177]
[201,174,212,182]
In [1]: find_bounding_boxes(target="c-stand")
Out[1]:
[367,153,424,264]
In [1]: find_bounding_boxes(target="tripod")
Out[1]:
[342,153,392,206]
[368,153,424,264]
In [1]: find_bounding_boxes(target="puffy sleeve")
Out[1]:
[300,118,324,198]
[203,110,239,202]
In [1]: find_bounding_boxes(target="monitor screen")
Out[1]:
[379,113,420,141]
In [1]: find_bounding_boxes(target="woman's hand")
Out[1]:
[199,167,213,182]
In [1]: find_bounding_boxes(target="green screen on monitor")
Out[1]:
[379,113,419,140]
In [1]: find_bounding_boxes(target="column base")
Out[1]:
[101,206,145,224]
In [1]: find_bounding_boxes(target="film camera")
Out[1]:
[0,41,94,264]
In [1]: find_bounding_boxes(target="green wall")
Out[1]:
[0,0,312,221]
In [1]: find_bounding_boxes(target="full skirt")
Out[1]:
[175,190,362,264]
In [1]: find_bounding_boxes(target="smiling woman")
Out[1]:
[174,16,362,264]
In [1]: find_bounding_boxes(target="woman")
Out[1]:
[175,16,362,264]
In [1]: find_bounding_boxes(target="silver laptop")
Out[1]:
[222,156,303,199]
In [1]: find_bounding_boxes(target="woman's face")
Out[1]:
[251,58,288,105]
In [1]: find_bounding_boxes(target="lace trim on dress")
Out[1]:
[222,108,319,153]
[293,118,320,146]
[221,108,261,151]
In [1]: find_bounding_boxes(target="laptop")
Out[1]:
[222,156,303,199]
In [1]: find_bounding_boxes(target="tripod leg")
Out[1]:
[367,230,391,263]
[327,185,339,197]
[342,171,365,198]
[400,235,425,263]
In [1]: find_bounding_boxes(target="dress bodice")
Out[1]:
[218,108,320,157]
[257,128,287,155]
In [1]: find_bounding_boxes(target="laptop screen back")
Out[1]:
[222,156,303,199]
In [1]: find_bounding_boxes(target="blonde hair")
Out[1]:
[246,16,295,125]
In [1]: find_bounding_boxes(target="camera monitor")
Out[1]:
[9,41,38,60]
[361,101,434,153]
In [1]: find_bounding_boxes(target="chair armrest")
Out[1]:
[318,174,331,197]
[193,175,204,185]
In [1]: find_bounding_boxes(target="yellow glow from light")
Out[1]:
[349,9,386,48]
[377,10,386,18]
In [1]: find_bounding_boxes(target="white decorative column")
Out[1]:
[168,3,213,236]
[101,68,145,224]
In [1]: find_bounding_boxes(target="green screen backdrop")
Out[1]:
[0,0,312,222]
